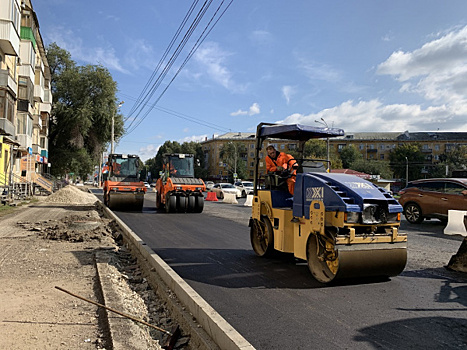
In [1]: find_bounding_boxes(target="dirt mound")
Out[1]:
[45,185,98,205]
[17,210,115,243]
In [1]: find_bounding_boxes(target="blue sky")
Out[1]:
[33,0,467,160]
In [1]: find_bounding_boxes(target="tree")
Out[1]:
[339,145,363,168]
[446,145,467,174]
[389,144,425,181]
[219,142,248,181]
[47,43,122,177]
[303,139,342,169]
[147,141,207,181]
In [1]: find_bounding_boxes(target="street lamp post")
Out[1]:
[111,101,124,154]
[405,157,409,187]
[315,118,330,171]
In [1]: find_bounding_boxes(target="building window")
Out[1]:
[249,170,254,177]
[288,144,297,150]
[250,162,254,167]
[250,152,254,157]
[0,90,15,123]
[338,144,346,151]
[359,144,364,150]
[435,144,440,151]
[380,154,384,160]
[380,144,385,150]
[280,144,285,150]
[250,144,254,149]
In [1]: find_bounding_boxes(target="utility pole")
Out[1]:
[111,101,124,154]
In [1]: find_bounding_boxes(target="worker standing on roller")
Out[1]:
[265,145,298,195]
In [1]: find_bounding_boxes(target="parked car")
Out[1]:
[143,182,151,190]
[210,183,242,199]
[398,178,467,224]
[234,181,254,197]
[205,181,214,191]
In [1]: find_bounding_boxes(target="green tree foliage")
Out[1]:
[446,145,467,174]
[219,142,248,181]
[302,139,342,169]
[351,159,393,179]
[147,141,206,181]
[339,145,363,168]
[389,143,425,181]
[47,43,122,178]
[304,139,327,158]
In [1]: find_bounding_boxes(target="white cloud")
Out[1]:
[282,85,295,104]
[138,144,160,162]
[230,103,260,116]
[178,134,209,143]
[277,99,467,132]
[193,41,246,92]
[377,25,467,106]
[46,26,129,74]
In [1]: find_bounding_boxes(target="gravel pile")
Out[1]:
[45,185,98,205]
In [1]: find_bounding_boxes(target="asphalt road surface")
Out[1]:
[95,190,467,350]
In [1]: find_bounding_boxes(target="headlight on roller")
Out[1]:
[345,211,360,223]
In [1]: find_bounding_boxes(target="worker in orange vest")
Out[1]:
[265,145,298,195]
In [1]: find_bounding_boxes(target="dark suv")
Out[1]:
[398,178,467,224]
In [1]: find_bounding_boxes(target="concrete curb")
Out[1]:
[98,201,255,350]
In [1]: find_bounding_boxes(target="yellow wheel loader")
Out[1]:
[249,123,407,284]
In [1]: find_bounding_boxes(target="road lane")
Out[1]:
[99,191,467,349]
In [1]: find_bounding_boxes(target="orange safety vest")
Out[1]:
[266,152,296,173]
[266,152,297,195]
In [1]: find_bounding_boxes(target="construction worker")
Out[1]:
[265,145,298,195]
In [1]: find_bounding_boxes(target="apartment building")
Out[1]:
[332,131,467,165]
[201,130,467,181]
[0,0,52,190]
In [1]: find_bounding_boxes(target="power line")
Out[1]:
[119,92,230,133]
[124,0,234,136]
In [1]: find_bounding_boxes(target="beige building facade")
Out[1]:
[0,0,52,192]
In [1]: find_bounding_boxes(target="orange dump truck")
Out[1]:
[155,153,205,213]
[103,154,147,211]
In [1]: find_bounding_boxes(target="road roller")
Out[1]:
[103,154,147,211]
[155,153,206,213]
[249,123,407,283]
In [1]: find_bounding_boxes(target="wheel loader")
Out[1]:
[103,154,147,211]
[155,153,206,213]
[249,123,407,283]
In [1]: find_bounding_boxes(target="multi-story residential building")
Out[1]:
[201,130,467,181]
[0,0,21,186]
[332,131,467,166]
[0,0,51,193]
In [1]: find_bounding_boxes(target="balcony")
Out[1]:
[0,117,15,136]
[32,143,41,155]
[34,84,44,102]
[16,134,32,150]
[0,19,20,56]
[0,69,17,97]
[33,114,42,128]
